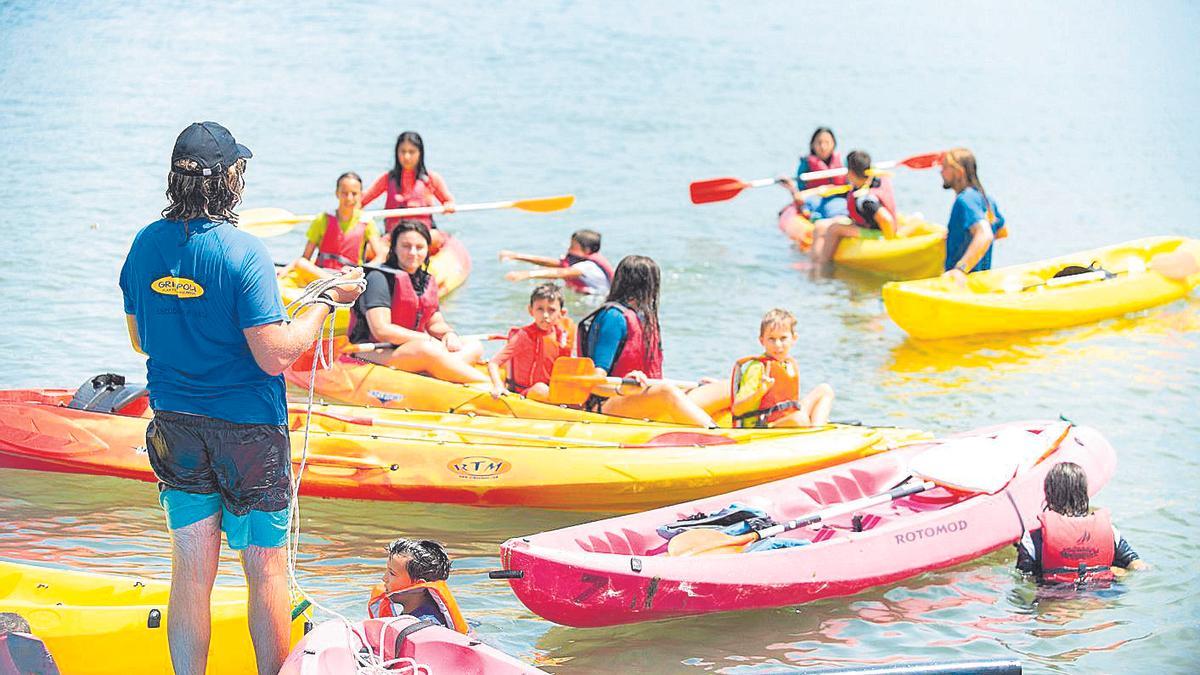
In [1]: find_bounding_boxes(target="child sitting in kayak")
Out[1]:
[368,538,468,634]
[778,126,850,221]
[1015,461,1146,586]
[362,131,456,246]
[280,172,387,280]
[499,229,614,296]
[731,309,834,427]
[810,150,901,264]
[488,283,576,401]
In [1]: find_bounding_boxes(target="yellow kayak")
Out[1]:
[0,559,310,675]
[778,203,947,280]
[882,236,1200,339]
[279,232,471,335]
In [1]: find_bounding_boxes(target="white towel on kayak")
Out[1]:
[908,427,1049,494]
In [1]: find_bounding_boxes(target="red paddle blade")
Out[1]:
[899,152,943,170]
[689,177,748,204]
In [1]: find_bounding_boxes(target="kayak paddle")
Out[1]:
[689,151,943,205]
[669,422,1073,557]
[547,356,697,406]
[239,194,575,238]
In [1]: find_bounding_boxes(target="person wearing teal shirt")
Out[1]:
[940,148,1007,284]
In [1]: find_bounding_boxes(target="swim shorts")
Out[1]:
[146,410,291,549]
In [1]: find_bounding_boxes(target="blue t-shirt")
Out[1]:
[944,187,1005,272]
[584,306,628,373]
[120,218,288,425]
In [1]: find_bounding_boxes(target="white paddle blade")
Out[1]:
[908,428,1047,494]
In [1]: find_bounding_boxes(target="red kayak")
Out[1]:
[499,421,1117,627]
[279,617,545,674]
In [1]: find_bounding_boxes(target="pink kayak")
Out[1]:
[279,616,545,674]
[499,421,1116,627]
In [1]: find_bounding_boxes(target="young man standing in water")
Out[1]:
[939,148,1007,284]
[120,122,362,674]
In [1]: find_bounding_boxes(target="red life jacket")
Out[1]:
[1038,508,1116,585]
[315,212,368,270]
[800,152,847,188]
[730,355,801,427]
[578,302,663,379]
[386,171,437,230]
[505,319,576,393]
[389,270,440,334]
[366,580,469,634]
[559,252,615,294]
[846,176,897,229]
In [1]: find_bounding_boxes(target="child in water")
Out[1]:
[367,538,468,633]
[488,283,575,402]
[499,229,614,296]
[731,309,834,427]
[281,172,386,279]
[1016,461,1146,585]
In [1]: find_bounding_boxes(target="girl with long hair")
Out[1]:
[779,126,850,221]
[362,131,456,241]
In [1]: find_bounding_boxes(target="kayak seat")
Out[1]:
[67,374,149,417]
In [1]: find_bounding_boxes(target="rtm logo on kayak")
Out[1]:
[369,390,404,404]
[448,456,511,480]
[895,520,968,544]
[151,276,205,299]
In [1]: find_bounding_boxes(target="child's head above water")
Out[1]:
[759,308,798,361]
[569,229,602,255]
[528,283,565,331]
[1043,462,1090,518]
[384,538,451,593]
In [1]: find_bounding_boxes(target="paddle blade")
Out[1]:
[238,207,308,238]
[548,357,603,406]
[667,528,755,557]
[689,178,748,204]
[512,195,575,213]
[898,152,944,170]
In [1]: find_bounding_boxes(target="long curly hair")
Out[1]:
[162,158,246,223]
[1044,461,1090,517]
[606,255,661,359]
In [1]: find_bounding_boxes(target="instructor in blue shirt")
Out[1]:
[120,122,362,675]
[940,147,1007,284]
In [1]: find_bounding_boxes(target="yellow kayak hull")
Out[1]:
[279,232,471,335]
[778,203,947,280]
[0,559,310,675]
[882,237,1200,339]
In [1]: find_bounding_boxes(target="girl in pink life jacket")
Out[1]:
[810,149,900,264]
[347,220,486,384]
[361,131,456,249]
[281,172,387,280]
[576,255,728,426]
[1015,462,1147,586]
[499,229,614,296]
[777,127,851,221]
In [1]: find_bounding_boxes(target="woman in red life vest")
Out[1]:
[730,309,834,428]
[499,229,614,296]
[1016,462,1147,586]
[777,127,851,221]
[810,149,900,264]
[367,539,468,634]
[347,220,486,384]
[577,256,727,426]
[488,283,575,402]
[361,131,456,248]
[281,172,387,279]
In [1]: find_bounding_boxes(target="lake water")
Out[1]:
[1,1,1197,672]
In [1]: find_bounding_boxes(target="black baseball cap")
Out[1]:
[170,121,253,177]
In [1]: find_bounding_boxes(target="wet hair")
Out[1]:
[759,308,797,336]
[809,127,837,158]
[385,220,433,271]
[0,612,31,634]
[605,255,661,359]
[336,171,363,190]
[390,131,429,183]
[1044,462,1090,518]
[162,157,246,223]
[571,229,602,254]
[846,150,872,177]
[942,147,995,221]
[530,283,564,308]
[386,539,451,583]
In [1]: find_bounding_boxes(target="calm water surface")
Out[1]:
[1,1,1198,672]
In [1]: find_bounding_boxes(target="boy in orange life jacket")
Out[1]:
[367,539,469,633]
[499,229,614,296]
[1016,462,1146,585]
[731,309,834,428]
[488,284,575,402]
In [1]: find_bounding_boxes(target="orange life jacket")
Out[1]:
[731,355,801,428]
[316,212,369,270]
[505,318,576,393]
[1039,508,1116,585]
[366,580,469,634]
